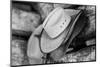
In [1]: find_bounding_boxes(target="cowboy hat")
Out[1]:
[40,7,81,53]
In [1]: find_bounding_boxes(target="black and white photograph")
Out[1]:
[11,0,96,66]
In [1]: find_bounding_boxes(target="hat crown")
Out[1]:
[43,7,71,38]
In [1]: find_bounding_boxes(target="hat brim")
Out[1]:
[40,27,69,53]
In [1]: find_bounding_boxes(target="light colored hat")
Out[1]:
[40,7,81,53]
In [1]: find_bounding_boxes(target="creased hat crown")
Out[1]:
[43,7,71,38]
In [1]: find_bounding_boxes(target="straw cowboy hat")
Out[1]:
[40,7,83,53]
[27,7,86,63]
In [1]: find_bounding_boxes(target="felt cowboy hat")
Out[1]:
[40,7,82,53]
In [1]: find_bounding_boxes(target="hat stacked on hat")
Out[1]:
[27,7,87,63]
[40,7,84,53]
